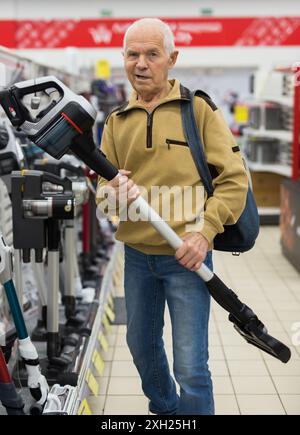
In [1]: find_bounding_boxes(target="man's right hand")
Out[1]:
[108,169,140,207]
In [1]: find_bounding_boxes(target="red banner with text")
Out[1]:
[1,17,300,49]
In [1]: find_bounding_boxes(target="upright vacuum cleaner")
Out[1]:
[0,76,291,363]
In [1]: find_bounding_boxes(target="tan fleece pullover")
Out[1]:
[96,79,248,255]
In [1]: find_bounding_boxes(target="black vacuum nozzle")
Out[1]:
[71,133,118,181]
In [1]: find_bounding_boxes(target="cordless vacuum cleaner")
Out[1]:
[0,76,291,363]
[0,234,49,409]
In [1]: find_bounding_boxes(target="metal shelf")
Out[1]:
[258,96,293,107]
[244,128,292,142]
[247,161,291,177]
[258,207,280,215]
[258,207,280,225]
[47,242,122,415]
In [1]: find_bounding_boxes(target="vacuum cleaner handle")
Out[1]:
[12,76,64,98]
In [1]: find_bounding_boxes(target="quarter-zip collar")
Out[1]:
[116,79,190,116]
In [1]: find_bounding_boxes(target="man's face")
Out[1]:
[123,27,177,96]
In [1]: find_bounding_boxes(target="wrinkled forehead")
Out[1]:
[124,26,165,52]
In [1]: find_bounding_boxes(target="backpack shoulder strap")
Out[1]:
[181,89,214,197]
[194,89,218,111]
[105,101,129,124]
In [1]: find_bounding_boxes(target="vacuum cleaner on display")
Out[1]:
[0,234,49,410]
[0,76,291,363]
[10,170,85,378]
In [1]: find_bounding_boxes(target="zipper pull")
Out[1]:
[166,139,170,150]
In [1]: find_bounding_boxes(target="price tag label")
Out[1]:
[92,349,105,376]
[85,368,99,396]
[234,104,249,123]
[105,304,115,323]
[98,332,109,353]
[77,398,92,415]
[95,59,111,80]
[102,313,111,333]
[108,294,114,309]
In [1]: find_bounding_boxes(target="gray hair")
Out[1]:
[123,18,175,55]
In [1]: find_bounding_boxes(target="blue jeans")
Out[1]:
[124,245,214,415]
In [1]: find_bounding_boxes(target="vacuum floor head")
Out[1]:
[229,313,291,363]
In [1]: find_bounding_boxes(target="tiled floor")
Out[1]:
[89,227,300,415]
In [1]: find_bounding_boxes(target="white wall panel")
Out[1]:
[1,0,300,19]
[0,0,15,18]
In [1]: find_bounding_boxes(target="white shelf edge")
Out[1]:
[258,207,280,215]
[244,128,292,142]
[247,161,291,177]
[257,96,293,107]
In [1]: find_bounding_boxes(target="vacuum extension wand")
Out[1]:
[0,76,291,363]
[0,235,49,408]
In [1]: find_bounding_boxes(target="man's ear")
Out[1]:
[168,50,179,69]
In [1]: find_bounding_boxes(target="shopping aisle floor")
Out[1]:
[89,226,300,415]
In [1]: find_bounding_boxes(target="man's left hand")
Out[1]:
[175,232,209,272]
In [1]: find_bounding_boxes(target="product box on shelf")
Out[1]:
[251,171,285,207]
[246,137,280,164]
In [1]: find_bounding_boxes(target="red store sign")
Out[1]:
[1,17,300,49]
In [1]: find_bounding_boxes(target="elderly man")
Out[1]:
[96,18,248,415]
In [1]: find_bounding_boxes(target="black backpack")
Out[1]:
[181,89,260,253]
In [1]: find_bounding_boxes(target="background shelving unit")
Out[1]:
[241,64,300,269]
[242,67,299,224]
